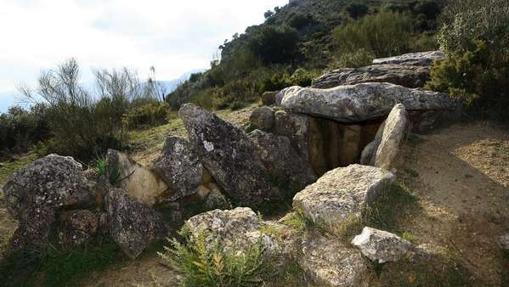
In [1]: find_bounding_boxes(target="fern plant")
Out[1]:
[158,230,266,287]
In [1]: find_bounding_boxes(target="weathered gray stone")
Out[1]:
[152,137,203,202]
[312,64,430,89]
[106,149,168,206]
[106,188,167,259]
[249,129,316,195]
[374,104,409,170]
[372,51,445,66]
[293,164,395,233]
[360,122,385,166]
[498,233,509,250]
[204,188,231,211]
[279,82,458,123]
[3,154,93,249]
[249,106,275,131]
[58,209,99,247]
[274,110,310,161]
[351,227,413,263]
[185,207,280,256]
[300,232,370,287]
[179,104,280,208]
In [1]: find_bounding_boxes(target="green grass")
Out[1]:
[0,237,125,287]
[0,152,37,186]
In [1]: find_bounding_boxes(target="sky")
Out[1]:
[0,0,289,112]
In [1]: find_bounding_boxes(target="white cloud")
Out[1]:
[0,0,288,110]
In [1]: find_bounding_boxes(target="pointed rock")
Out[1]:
[179,104,280,208]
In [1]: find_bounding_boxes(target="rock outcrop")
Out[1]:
[293,164,395,233]
[249,106,275,132]
[58,209,99,247]
[351,227,413,263]
[106,188,167,259]
[312,64,430,89]
[249,129,316,195]
[372,51,445,66]
[279,82,457,123]
[152,137,203,202]
[106,149,168,206]
[3,154,93,249]
[300,232,369,287]
[179,104,280,208]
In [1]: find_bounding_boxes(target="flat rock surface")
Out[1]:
[372,51,445,66]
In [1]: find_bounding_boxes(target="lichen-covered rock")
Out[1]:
[106,149,168,206]
[293,164,395,233]
[249,129,316,195]
[185,207,280,256]
[3,154,93,249]
[152,137,203,202]
[351,227,413,263]
[279,82,457,123]
[372,51,445,66]
[58,209,99,247]
[299,232,370,287]
[273,110,310,161]
[106,188,167,259]
[204,188,231,210]
[312,64,430,89]
[179,104,280,208]
[249,106,275,132]
[374,104,409,170]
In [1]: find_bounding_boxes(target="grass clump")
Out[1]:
[159,231,267,287]
[0,237,123,287]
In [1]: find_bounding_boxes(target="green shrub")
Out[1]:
[248,26,300,64]
[335,48,374,68]
[125,101,169,129]
[159,230,267,287]
[333,10,414,58]
[346,3,369,19]
[427,0,509,121]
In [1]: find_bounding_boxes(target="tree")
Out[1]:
[248,26,300,64]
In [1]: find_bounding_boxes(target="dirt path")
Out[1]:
[396,122,509,286]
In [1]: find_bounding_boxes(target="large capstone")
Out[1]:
[106,149,168,206]
[249,129,316,196]
[279,82,458,123]
[299,232,370,287]
[351,227,414,264]
[312,64,431,89]
[372,51,445,66]
[152,137,203,202]
[106,188,167,259]
[293,164,395,234]
[3,154,93,249]
[179,104,280,208]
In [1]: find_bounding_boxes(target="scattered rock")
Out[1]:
[249,106,275,132]
[261,91,278,106]
[351,227,413,263]
[293,164,395,233]
[204,188,231,210]
[312,64,430,89]
[58,209,99,247]
[299,232,370,287]
[106,150,168,206]
[498,233,509,250]
[372,51,445,66]
[374,104,409,170]
[106,188,167,259]
[152,137,203,202]
[249,129,316,196]
[185,207,280,256]
[179,104,280,208]
[279,82,457,123]
[3,154,93,249]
